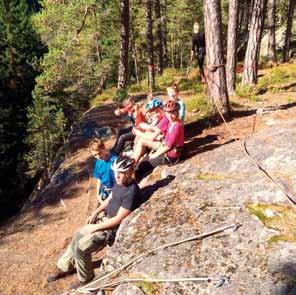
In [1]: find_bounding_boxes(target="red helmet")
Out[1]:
[164,99,180,112]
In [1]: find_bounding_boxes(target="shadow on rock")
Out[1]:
[184,135,235,160]
[274,262,296,295]
[141,175,175,204]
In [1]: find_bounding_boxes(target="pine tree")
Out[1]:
[204,0,230,117]
[226,0,239,95]
[0,0,41,220]
[266,0,277,64]
[283,0,296,62]
[242,0,266,85]
[145,0,155,90]
[117,0,130,89]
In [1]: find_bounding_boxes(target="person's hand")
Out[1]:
[132,127,140,136]
[148,151,156,160]
[86,212,98,224]
[114,108,121,116]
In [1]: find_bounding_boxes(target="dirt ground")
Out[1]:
[0,77,295,295]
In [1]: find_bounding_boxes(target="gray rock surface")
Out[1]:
[102,120,296,295]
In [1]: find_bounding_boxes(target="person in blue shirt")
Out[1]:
[90,140,117,203]
[167,83,186,122]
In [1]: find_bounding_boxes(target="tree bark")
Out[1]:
[161,0,168,68]
[145,0,155,91]
[226,0,239,95]
[204,0,230,117]
[130,11,140,86]
[267,0,277,64]
[117,0,130,90]
[283,0,296,62]
[155,0,164,74]
[242,0,266,85]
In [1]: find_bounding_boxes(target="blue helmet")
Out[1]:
[146,98,163,111]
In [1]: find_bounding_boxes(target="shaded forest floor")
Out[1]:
[0,63,296,295]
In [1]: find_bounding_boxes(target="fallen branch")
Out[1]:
[76,222,241,294]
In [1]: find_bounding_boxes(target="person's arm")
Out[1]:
[135,122,154,132]
[179,100,186,122]
[190,36,195,63]
[150,123,182,159]
[190,50,194,63]
[96,178,101,197]
[114,107,127,116]
[90,207,131,232]
[86,194,112,224]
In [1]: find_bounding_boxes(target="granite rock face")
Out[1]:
[102,120,296,295]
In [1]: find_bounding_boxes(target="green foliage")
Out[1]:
[128,83,147,94]
[165,0,203,68]
[247,203,296,245]
[257,63,296,92]
[114,88,128,103]
[235,85,259,101]
[26,0,121,177]
[0,0,42,220]
[186,93,213,114]
[0,0,39,78]
[26,87,67,177]
[91,87,117,107]
[236,63,296,101]
[156,68,181,89]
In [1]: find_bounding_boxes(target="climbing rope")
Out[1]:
[204,67,296,206]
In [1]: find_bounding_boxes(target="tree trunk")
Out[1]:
[283,0,296,62]
[145,0,155,90]
[155,0,164,74]
[267,0,277,64]
[242,0,266,85]
[130,10,140,86]
[226,0,239,95]
[204,0,230,117]
[117,0,130,90]
[161,0,168,68]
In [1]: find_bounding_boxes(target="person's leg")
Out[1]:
[73,226,107,283]
[112,126,133,150]
[112,131,135,155]
[134,138,162,163]
[198,51,206,83]
[47,231,80,282]
[135,154,166,182]
[57,234,78,273]
[148,154,166,168]
[133,138,148,163]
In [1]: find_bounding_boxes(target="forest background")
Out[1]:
[0,0,295,222]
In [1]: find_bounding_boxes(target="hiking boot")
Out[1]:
[69,276,94,290]
[47,268,74,283]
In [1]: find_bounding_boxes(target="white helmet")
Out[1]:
[112,156,134,173]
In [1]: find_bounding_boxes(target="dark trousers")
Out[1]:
[112,126,135,155]
[135,154,179,182]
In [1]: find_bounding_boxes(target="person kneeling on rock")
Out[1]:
[47,156,142,290]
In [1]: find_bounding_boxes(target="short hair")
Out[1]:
[89,139,105,152]
[171,82,179,93]
[125,96,135,105]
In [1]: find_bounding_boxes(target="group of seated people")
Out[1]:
[47,83,185,290]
